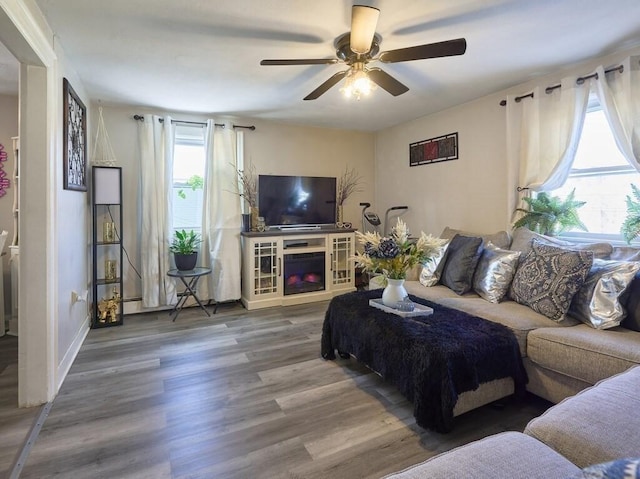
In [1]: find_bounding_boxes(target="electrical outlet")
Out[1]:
[71,290,88,304]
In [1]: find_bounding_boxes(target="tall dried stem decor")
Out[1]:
[235,163,258,208]
[337,166,363,206]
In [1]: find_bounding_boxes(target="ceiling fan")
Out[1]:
[260,5,467,101]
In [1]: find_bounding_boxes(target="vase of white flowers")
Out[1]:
[381,278,408,308]
[353,219,447,307]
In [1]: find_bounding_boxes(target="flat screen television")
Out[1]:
[258,175,336,228]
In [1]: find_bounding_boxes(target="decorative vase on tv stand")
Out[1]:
[250,206,259,231]
[382,278,408,308]
[336,204,344,225]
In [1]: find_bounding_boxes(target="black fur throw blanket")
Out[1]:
[321,290,527,433]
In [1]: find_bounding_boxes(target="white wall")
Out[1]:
[0,93,18,314]
[375,92,506,237]
[53,44,91,380]
[375,45,640,238]
[0,0,92,404]
[92,105,375,302]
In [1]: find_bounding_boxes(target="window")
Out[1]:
[550,96,640,243]
[172,125,205,234]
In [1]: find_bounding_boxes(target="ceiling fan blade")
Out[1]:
[350,5,380,54]
[367,68,409,97]
[379,38,467,63]
[304,70,349,100]
[261,58,338,66]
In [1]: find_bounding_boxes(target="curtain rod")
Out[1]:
[499,64,624,106]
[132,114,255,130]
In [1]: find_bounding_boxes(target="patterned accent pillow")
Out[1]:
[509,238,593,321]
[440,234,484,295]
[472,243,521,303]
[569,259,640,329]
[419,242,449,287]
[566,457,640,479]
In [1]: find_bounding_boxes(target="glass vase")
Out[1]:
[250,206,259,231]
[336,204,344,225]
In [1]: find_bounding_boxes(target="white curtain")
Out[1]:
[593,56,640,172]
[138,115,177,307]
[198,121,242,302]
[506,77,590,222]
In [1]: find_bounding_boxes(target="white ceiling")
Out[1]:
[11,0,640,130]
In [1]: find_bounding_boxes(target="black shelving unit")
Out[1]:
[91,166,123,328]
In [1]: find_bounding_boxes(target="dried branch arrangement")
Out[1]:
[337,166,363,206]
[235,163,258,208]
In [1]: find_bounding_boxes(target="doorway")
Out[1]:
[0,3,57,408]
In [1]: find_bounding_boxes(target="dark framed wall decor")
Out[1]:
[63,78,87,191]
[409,132,459,167]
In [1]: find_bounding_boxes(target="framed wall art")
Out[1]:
[409,132,459,167]
[63,78,87,191]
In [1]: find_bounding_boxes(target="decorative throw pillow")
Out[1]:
[569,259,640,329]
[566,457,640,479]
[419,242,449,287]
[472,243,521,303]
[622,273,640,332]
[440,234,484,295]
[509,238,593,321]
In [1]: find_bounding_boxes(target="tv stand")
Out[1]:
[241,229,356,310]
[274,225,322,231]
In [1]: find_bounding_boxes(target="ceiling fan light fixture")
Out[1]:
[340,63,376,100]
[350,5,380,54]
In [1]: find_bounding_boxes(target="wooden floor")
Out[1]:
[0,335,42,478]
[11,301,550,478]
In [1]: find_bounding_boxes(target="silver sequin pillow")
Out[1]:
[419,242,449,287]
[509,238,593,321]
[472,243,521,303]
[569,259,640,329]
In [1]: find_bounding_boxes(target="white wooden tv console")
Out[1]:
[241,228,356,310]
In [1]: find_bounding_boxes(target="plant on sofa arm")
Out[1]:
[513,189,587,236]
[621,184,640,244]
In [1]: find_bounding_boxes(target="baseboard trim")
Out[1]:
[124,297,209,315]
[56,319,89,392]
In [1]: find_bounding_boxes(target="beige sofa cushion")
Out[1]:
[405,281,578,356]
[510,227,613,260]
[383,431,580,479]
[441,226,511,249]
[524,365,640,468]
[404,282,472,303]
[527,324,640,385]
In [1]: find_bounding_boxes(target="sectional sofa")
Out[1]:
[385,365,640,478]
[378,226,640,476]
[400,226,640,417]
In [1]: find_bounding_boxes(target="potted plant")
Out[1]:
[170,229,202,271]
[621,184,640,244]
[513,189,587,236]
